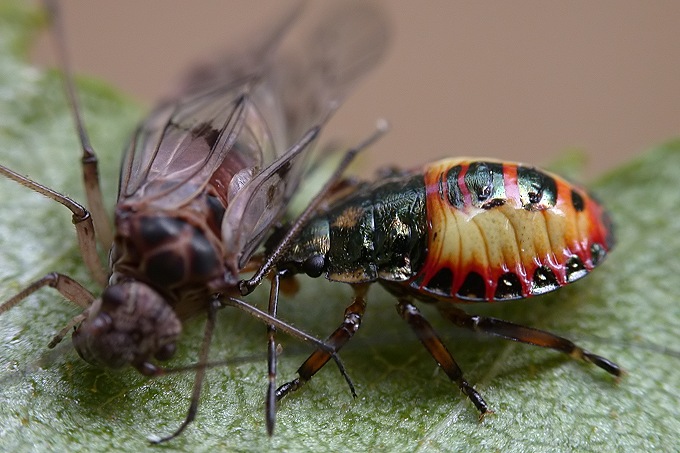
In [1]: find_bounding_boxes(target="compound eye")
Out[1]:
[154,343,176,361]
[303,254,325,278]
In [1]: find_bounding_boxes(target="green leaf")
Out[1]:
[1,2,678,452]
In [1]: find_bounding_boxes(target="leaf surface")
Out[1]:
[1,3,678,452]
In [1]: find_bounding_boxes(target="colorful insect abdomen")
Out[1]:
[411,158,613,301]
[279,158,613,305]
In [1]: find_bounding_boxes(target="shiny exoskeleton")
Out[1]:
[0,1,388,442]
[273,158,621,418]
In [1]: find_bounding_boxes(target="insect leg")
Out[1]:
[396,299,491,417]
[0,166,107,286]
[149,298,219,444]
[0,272,95,347]
[436,304,623,377]
[45,0,113,248]
[220,294,351,388]
[276,283,369,401]
[265,273,281,435]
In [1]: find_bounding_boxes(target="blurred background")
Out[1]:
[33,0,680,179]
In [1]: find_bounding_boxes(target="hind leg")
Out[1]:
[437,303,622,377]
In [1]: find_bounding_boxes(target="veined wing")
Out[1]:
[115,1,389,272]
[222,1,390,269]
[117,3,304,209]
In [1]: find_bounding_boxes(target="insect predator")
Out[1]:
[256,157,622,419]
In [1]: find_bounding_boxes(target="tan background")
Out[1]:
[33,0,680,179]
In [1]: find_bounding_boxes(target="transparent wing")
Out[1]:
[116,1,389,271]
[222,1,390,268]
[117,2,305,208]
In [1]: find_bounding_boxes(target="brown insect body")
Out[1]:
[69,3,389,375]
[86,119,278,369]
[1,1,389,441]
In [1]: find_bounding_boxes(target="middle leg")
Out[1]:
[276,283,370,401]
[396,298,491,416]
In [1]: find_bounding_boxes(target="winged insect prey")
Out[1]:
[0,0,389,443]
[265,157,621,422]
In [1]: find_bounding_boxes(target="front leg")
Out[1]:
[0,272,95,348]
[276,283,369,401]
[0,165,107,286]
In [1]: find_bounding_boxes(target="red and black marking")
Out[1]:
[411,159,613,302]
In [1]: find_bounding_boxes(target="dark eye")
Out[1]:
[303,254,326,278]
[154,343,176,361]
[88,312,113,334]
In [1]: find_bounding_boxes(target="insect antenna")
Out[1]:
[147,293,356,443]
[223,292,356,395]
[265,273,281,435]
[149,302,287,444]
[43,0,113,248]
[220,295,353,360]
[152,354,268,375]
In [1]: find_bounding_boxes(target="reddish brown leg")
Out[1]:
[275,284,369,401]
[0,272,95,348]
[47,0,113,248]
[220,295,355,391]
[437,304,622,377]
[396,299,490,416]
[0,166,107,287]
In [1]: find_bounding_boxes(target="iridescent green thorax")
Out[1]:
[279,173,428,283]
